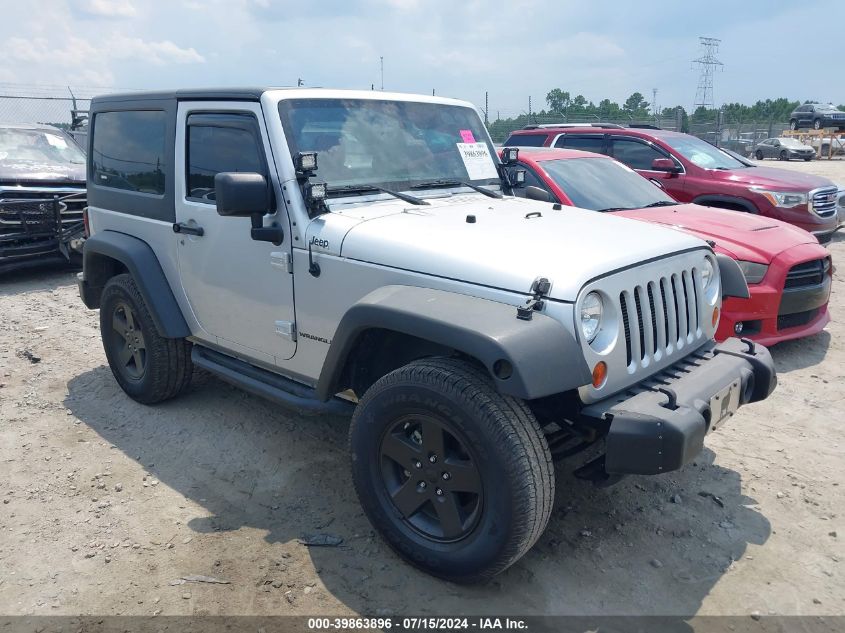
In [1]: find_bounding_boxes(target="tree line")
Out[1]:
[485,88,845,141]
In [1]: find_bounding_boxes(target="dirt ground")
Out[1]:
[1,160,843,618]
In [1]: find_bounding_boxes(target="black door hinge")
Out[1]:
[517,277,551,320]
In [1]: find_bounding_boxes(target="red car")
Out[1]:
[501,147,832,345]
[503,125,841,242]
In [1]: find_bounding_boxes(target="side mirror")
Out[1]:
[214,172,283,245]
[651,158,680,173]
[525,186,552,203]
[215,172,270,217]
[773,141,780,147]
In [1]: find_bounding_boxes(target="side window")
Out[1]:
[186,113,266,203]
[556,135,605,155]
[92,110,166,195]
[504,133,547,147]
[610,138,667,170]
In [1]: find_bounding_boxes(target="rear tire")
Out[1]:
[100,274,193,404]
[755,150,764,160]
[789,119,797,130]
[349,357,554,583]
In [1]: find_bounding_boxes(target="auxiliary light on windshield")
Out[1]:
[501,147,519,164]
[295,151,318,175]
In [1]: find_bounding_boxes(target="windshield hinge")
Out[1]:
[517,277,551,321]
[275,320,297,341]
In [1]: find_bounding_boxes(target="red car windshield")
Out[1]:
[538,157,677,212]
[662,135,749,170]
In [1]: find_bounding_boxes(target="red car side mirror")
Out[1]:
[651,158,680,173]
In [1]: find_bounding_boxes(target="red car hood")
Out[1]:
[615,203,818,262]
[708,165,835,191]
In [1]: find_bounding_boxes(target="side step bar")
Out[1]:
[191,346,354,416]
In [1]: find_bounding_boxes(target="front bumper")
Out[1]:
[580,337,776,475]
[715,243,832,346]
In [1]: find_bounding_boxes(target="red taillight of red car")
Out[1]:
[83,207,90,238]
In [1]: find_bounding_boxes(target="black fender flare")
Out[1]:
[716,253,750,300]
[692,194,758,214]
[314,285,591,401]
[80,231,191,339]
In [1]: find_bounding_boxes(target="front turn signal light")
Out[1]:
[712,306,720,328]
[592,361,607,389]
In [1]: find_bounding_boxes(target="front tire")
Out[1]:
[779,150,788,161]
[349,357,554,583]
[100,274,193,404]
[789,119,797,130]
[813,118,823,130]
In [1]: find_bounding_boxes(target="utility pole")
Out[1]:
[692,36,723,111]
[652,88,658,117]
[528,96,532,117]
[380,56,384,91]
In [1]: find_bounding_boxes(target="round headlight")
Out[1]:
[701,258,715,291]
[580,292,603,343]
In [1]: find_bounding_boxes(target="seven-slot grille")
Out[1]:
[784,258,830,289]
[619,268,703,368]
[810,187,838,217]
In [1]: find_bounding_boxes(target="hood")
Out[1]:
[321,194,707,302]
[0,160,85,185]
[709,165,835,191]
[615,203,818,263]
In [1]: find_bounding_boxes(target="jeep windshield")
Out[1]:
[662,134,748,170]
[539,157,677,212]
[278,98,501,197]
[0,127,85,171]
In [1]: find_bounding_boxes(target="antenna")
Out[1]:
[692,36,723,110]
[380,56,384,90]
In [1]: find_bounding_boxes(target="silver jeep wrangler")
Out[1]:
[78,88,776,582]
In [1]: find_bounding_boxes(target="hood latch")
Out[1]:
[517,277,551,321]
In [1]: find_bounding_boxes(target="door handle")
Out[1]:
[173,222,204,237]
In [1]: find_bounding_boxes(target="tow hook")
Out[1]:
[517,277,551,320]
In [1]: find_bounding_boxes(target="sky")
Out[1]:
[1,0,844,117]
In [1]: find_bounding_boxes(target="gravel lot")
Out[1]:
[1,159,843,618]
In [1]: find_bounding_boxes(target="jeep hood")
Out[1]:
[709,165,835,191]
[334,195,706,301]
[615,203,818,263]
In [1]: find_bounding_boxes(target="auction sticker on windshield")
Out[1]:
[456,142,498,180]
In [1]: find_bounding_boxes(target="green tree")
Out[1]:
[546,88,571,113]
[623,92,649,115]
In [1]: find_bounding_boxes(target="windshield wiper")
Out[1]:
[326,184,429,206]
[596,206,636,212]
[642,201,679,208]
[410,179,502,199]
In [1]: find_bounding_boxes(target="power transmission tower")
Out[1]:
[692,37,723,111]
[652,88,658,117]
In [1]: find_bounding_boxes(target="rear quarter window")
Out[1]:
[503,133,548,147]
[92,110,167,195]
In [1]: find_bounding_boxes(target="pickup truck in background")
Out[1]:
[0,123,87,274]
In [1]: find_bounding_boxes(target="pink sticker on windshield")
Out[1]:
[460,129,476,143]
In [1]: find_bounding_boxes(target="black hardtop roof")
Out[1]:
[91,87,293,106]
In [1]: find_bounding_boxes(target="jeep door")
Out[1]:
[174,102,296,364]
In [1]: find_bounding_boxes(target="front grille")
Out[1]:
[784,258,830,289]
[619,268,703,368]
[0,187,86,246]
[810,187,838,217]
[778,309,819,330]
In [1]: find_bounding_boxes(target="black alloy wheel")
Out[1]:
[379,412,483,542]
[110,301,147,381]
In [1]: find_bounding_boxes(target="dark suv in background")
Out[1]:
[789,103,845,131]
[503,125,841,241]
[0,123,87,273]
